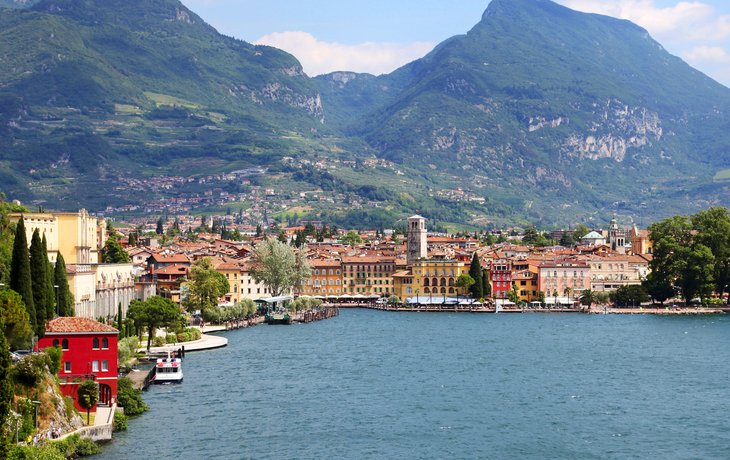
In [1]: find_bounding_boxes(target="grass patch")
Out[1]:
[144,92,201,109]
[713,169,730,181]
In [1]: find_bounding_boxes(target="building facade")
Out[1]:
[37,317,119,412]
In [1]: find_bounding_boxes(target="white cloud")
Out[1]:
[682,45,730,65]
[557,0,730,44]
[255,31,435,76]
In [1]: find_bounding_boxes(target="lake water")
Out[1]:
[94,309,730,459]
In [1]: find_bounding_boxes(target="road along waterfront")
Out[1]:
[94,309,730,459]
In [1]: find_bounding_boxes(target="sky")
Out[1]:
[179,0,730,87]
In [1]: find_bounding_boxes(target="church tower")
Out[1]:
[609,216,626,254]
[406,214,427,266]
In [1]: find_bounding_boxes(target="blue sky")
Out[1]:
[180,0,730,87]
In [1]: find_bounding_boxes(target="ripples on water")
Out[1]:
[95,310,730,459]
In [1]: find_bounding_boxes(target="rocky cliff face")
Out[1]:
[563,101,662,162]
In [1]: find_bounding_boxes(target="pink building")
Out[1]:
[535,261,591,300]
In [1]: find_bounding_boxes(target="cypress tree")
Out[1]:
[482,270,491,298]
[117,302,124,339]
[0,312,12,458]
[128,232,136,247]
[54,253,73,317]
[10,216,35,334]
[42,234,56,319]
[469,252,483,299]
[29,229,48,337]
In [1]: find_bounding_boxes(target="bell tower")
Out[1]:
[407,214,427,266]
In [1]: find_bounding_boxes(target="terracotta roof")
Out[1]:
[155,264,190,275]
[46,317,118,333]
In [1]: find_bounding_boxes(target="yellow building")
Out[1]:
[630,225,653,255]
[9,209,106,264]
[392,259,469,301]
[8,210,135,319]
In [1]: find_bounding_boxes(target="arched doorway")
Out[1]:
[99,383,112,405]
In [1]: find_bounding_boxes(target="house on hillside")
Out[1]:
[37,317,119,413]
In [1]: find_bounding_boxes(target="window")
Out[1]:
[102,338,108,349]
[53,339,59,348]
[92,361,99,372]
[336,270,341,275]
[62,339,68,350]
[226,273,229,279]
[64,361,71,373]
[101,360,108,372]
[234,273,238,279]
[93,338,100,349]
[329,269,334,275]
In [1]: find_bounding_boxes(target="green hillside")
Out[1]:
[330,0,730,221]
[2,0,730,228]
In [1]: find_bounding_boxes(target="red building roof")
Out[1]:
[46,317,119,334]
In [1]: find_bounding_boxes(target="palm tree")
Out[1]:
[552,290,559,309]
[579,289,598,307]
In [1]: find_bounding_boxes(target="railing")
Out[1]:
[59,373,96,384]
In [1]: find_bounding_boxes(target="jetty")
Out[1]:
[296,306,340,323]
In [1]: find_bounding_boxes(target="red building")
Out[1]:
[490,259,513,299]
[37,317,119,412]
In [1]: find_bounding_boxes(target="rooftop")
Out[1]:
[46,317,119,334]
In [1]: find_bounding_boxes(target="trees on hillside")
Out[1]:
[29,229,51,337]
[10,217,35,335]
[0,311,12,458]
[182,257,229,315]
[249,239,311,297]
[0,290,31,349]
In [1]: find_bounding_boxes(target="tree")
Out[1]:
[691,207,730,298]
[649,214,715,304]
[77,379,99,425]
[54,253,74,317]
[126,296,180,351]
[29,229,49,336]
[117,302,125,339]
[508,285,520,304]
[294,230,307,248]
[277,232,287,244]
[249,240,311,297]
[182,258,229,315]
[342,230,362,246]
[0,311,12,458]
[454,274,475,302]
[101,237,130,264]
[559,232,575,247]
[563,287,572,299]
[10,216,35,335]
[614,285,650,307]
[128,232,136,247]
[536,290,546,303]
[573,224,589,240]
[387,295,401,306]
[155,218,164,235]
[642,271,674,305]
[522,228,540,246]
[482,271,491,299]
[42,234,56,319]
[0,289,31,349]
[468,252,483,299]
[579,289,597,306]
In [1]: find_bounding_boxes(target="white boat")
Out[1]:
[154,350,183,384]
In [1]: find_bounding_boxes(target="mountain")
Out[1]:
[3,0,730,229]
[319,0,730,221]
[0,0,332,207]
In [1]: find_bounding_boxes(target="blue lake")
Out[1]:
[94,309,730,459]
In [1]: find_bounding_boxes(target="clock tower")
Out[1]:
[406,214,427,266]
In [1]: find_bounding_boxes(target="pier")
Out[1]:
[297,307,340,323]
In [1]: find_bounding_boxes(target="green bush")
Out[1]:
[153,336,164,347]
[74,437,100,456]
[12,355,48,390]
[63,396,78,419]
[165,333,177,344]
[118,337,139,365]
[116,377,149,416]
[113,411,128,431]
[44,346,63,375]
[8,444,65,460]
